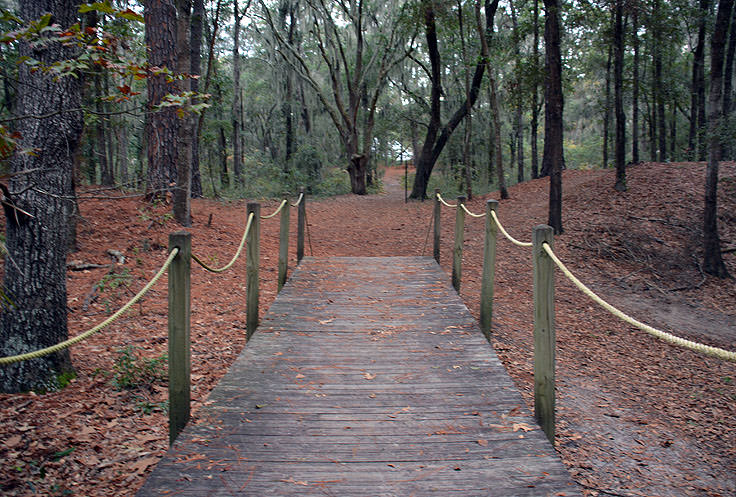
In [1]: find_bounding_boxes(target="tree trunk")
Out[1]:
[0,0,82,393]
[510,0,524,184]
[543,0,564,234]
[173,0,192,227]
[722,3,736,159]
[190,0,204,197]
[219,125,229,188]
[232,0,243,183]
[703,0,733,278]
[655,34,666,162]
[531,0,540,179]
[96,74,113,186]
[491,76,507,199]
[694,0,710,161]
[632,6,640,164]
[117,123,129,186]
[649,57,657,162]
[603,40,612,169]
[614,0,626,191]
[458,0,473,199]
[145,0,178,198]
[409,0,499,200]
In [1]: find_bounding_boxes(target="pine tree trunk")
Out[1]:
[614,0,627,191]
[722,3,736,159]
[543,0,564,234]
[173,0,192,227]
[190,0,204,197]
[145,0,178,197]
[531,0,540,179]
[488,80,507,198]
[232,0,243,183]
[510,0,524,184]
[603,41,612,169]
[703,0,733,278]
[632,7,640,163]
[0,0,82,393]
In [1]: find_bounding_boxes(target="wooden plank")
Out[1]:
[138,256,580,496]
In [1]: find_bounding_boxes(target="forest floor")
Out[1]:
[0,161,735,497]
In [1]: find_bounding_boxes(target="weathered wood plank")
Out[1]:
[138,256,580,496]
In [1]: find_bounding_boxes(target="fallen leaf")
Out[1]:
[513,423,535,432]
[363,372,376,380]
[477,439,488,446]
[5,434,22,448]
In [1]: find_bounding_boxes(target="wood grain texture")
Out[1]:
[138,257,580,496]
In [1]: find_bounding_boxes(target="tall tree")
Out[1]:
[530,0,540,179]
[173,0,193,226]
[231,0,247,184]
[190,0,204,197]
[458,0,474,199]
[631,4,640,163]
[653,0,666,161]
[542,0,564,233]
[691,0,709,161]
[0,0,82,392]
[603,38,612,168]
[264,0,412,195]
[410,0,499,199]
[613,0,626,191]
[145,0,178,197]
[703,0,733,277]
[723,3,736,159]
[509,0,525,184]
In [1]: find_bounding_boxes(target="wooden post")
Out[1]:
[533,225,555,443]
[246,203,261,340]
[452,196,466,291]
[433,188,441,263]
[277,195,290,292]
[479,200,498,341]
[168,231,191,445]
[297,187,305,263]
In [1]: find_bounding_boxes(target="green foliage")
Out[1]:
[55,371,76,390]
[220,149,351,200]
[98,268,131,293]
[111,346,167,390]
[564,137,605,170]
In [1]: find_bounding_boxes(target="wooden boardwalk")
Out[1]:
[138,257,580,496]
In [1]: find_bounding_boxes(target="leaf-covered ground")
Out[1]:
[1,162,734,496]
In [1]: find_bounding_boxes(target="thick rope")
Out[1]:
[490,211,533,247]
[436,193,457,208]
[542,243,736,363]
[191,212,254,273]
[261,199,287,219]
[461,203,486,218]
[290,192,304,207]
[0,248,180,365]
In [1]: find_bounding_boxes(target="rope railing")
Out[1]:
[431,192,736,443]
[490,210,533,247]
[1,187,310,446]
[436,192,457,208]
[460,203,486,218]
[261,199,288,219]
[190,212,254,273]
[541,242,736,363]
[0,248,180,365]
